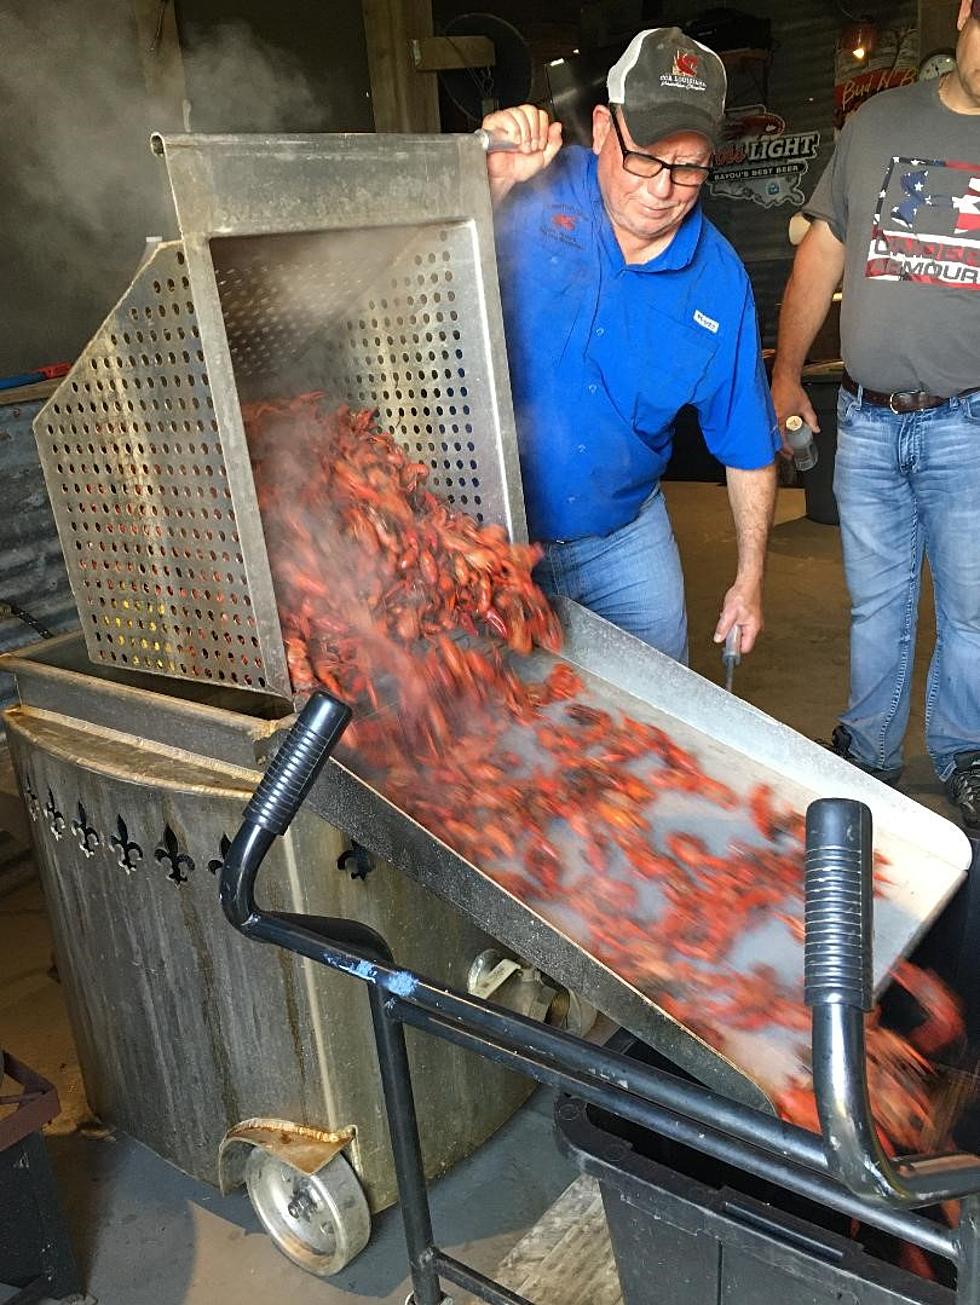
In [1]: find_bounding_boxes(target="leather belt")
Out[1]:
[842,370,979,414]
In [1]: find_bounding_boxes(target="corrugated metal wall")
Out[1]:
[671,0,917,344]
[0,388,78,722]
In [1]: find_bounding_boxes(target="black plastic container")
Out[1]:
[802,375,842,526]
[556,1035,950,1305]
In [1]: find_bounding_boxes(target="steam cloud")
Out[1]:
[180,17,336,134]
[0,2,336,373]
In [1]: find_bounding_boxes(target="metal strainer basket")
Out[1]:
[33,132,525,698]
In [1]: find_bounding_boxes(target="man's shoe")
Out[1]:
[945,751,980,832]
[818,724,903,787]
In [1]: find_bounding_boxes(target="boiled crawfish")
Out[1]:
[243,393,967,1191]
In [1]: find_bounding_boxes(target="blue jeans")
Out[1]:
[834,386,980,779]
[532,486,689,663]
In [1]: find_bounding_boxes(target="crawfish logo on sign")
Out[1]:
[708,103,820,209]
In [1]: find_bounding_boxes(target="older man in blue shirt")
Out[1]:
[485,28,780,663]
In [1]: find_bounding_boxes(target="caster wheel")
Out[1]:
[245,1147,370,1276]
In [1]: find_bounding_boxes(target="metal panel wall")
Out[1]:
[677,0,918,345]
[0,390,78,725]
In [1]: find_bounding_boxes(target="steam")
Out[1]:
[180,18,336,134]
[0,2,336,372]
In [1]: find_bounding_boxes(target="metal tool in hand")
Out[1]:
[722,625,742,693]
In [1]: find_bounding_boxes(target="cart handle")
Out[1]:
[221,702,980,1208]
[805,797,980,1206]
[219,692,393,964]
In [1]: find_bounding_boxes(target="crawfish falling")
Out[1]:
[244,392,965,1167]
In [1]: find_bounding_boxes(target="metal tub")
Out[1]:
[3,631,532,1207]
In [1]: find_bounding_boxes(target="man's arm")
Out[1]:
[482,105,563,206]
[714,462,778,654]
[770,220,846,433]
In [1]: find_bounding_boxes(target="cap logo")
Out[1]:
[660,46,709,93]
[673,50,701,78]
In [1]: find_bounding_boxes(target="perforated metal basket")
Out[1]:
[33,132,525,699]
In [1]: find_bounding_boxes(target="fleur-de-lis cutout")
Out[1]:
[71,802,101,858]
[44,788,66,840]
[22,771,40,822]
[208,834,231,876]
[110,815,143,873]
[155,824,194,886]
[338,841,376,881]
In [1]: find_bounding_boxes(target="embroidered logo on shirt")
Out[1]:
[542,206,585,249]
[693,309,719,333]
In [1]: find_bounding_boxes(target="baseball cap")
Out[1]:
[607,28,727,151]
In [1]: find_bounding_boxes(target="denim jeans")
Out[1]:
[833,386,980,779]
[532,485,689,663]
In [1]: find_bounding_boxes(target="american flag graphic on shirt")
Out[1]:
[954,176,980,234]
[866,157,980,289]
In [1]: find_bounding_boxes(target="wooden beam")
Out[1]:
[361,0,440,133]
[411,35,495,72]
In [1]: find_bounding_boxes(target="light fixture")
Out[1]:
[839,18,877,61]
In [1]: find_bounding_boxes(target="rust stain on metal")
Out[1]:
[217,1116,356,1193]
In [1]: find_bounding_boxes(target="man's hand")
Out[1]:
[714,580,764,655]
[483,105,563,205]
[771,369,820,455]
[717,462,776,656]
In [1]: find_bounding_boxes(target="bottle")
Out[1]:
[785,415,818,472]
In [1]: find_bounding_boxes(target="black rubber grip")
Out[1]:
[804,798,873,1012]
[245,692,352,836]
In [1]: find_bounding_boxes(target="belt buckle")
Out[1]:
[888,390,908,414]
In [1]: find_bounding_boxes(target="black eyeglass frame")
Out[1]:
[608,108,713,188]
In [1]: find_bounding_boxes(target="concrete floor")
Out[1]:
[0,484,953,1305]
[0,883,578,1305]
[675,483,945,813]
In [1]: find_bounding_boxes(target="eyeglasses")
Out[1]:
[608,109,712,188]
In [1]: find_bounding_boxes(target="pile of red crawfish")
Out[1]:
[247,393,968,1262]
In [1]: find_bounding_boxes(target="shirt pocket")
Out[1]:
[591,306,719,439]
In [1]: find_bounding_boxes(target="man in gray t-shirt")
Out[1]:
[771,0,980,830]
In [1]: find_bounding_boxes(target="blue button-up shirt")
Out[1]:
[494,146,779,541]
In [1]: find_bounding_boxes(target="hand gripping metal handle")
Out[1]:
[805,797,980,1207]
[220,692,351,934]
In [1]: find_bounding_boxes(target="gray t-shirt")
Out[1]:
[806,79,980,396]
